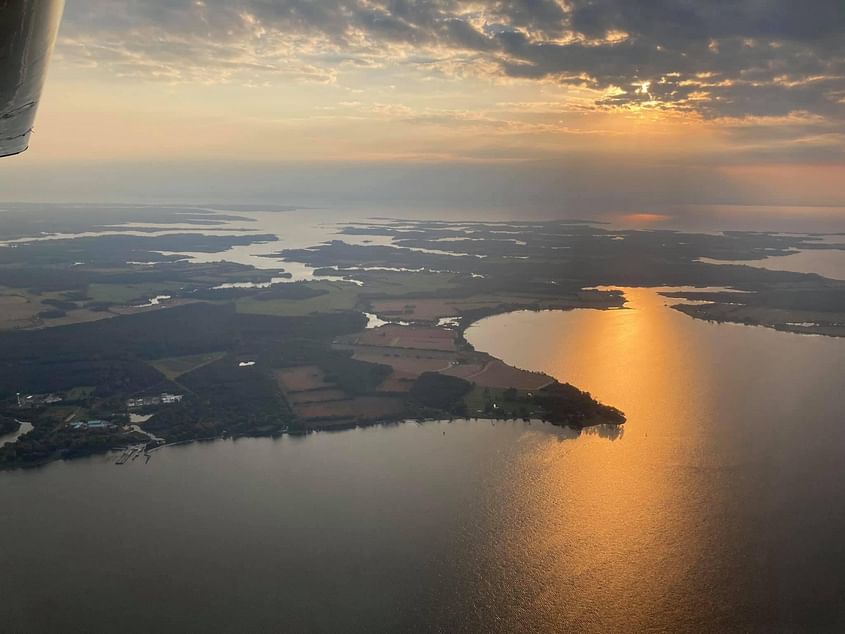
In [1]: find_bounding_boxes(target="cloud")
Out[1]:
[54,0,845,122]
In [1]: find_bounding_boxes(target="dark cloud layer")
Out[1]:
[59,0,845,120]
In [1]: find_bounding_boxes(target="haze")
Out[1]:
[1,0,843,227]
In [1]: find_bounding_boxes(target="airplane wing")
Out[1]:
[0,0,64,157]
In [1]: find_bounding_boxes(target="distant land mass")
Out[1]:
[1,204,843,469]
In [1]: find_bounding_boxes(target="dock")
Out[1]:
[115,444,145,465]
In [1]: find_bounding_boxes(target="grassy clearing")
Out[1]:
[464,385,537,418]
[87,282,186,305]
[150,352,226,380]
[0,288,41,329]
[236,282,361,316]
[359,271,459,295]
[235,272,459,318]
[65,386,96,401]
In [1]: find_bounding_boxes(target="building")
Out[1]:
[17,393,63,408]
[126,393,183,409]
[69,420,113,431]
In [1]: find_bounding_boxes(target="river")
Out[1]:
[1,287,844,631]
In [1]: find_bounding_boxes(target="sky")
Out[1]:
[1,0,844,224]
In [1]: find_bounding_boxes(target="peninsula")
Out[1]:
[2,205,843,469]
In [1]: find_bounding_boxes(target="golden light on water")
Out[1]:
[618,213,675,225]
[465,288,738,629]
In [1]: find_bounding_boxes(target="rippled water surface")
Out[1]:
[2,288,845,631]
[464,288,845,630]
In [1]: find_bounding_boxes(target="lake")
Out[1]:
[2,287,845,631]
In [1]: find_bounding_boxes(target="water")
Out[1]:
[699,249,845,280]
[0,422,583,632]
[148,209,397,281]
[2,207,845,630]
[2,288,845,631]
[117,209,845,283]
[5,205,844,282]
[0,421,32,447]
[463,288,845,630]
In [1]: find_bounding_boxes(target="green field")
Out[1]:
[87,282,187,305]
[235,273,458,317]
[150,352,226,380]
[236,282,361,316]
[65,386,96,402]
[464,386,537,418]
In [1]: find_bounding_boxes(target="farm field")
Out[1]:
[294,396,405,424]
[276,363,405,427]
[275,366,333,392]
[441,358,553,390]
[151,352,226,380]
[337,325,457,351]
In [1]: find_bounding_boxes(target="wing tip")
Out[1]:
[0,143,30,159]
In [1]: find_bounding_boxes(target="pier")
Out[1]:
[115,444,145,465]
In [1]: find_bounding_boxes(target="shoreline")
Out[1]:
[0,415,623,472]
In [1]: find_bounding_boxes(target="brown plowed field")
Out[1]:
[287,389,347,404]
[351,351,455,376]
[339,325,456,351]
[442,359,553,390]
[275,366,332,392]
